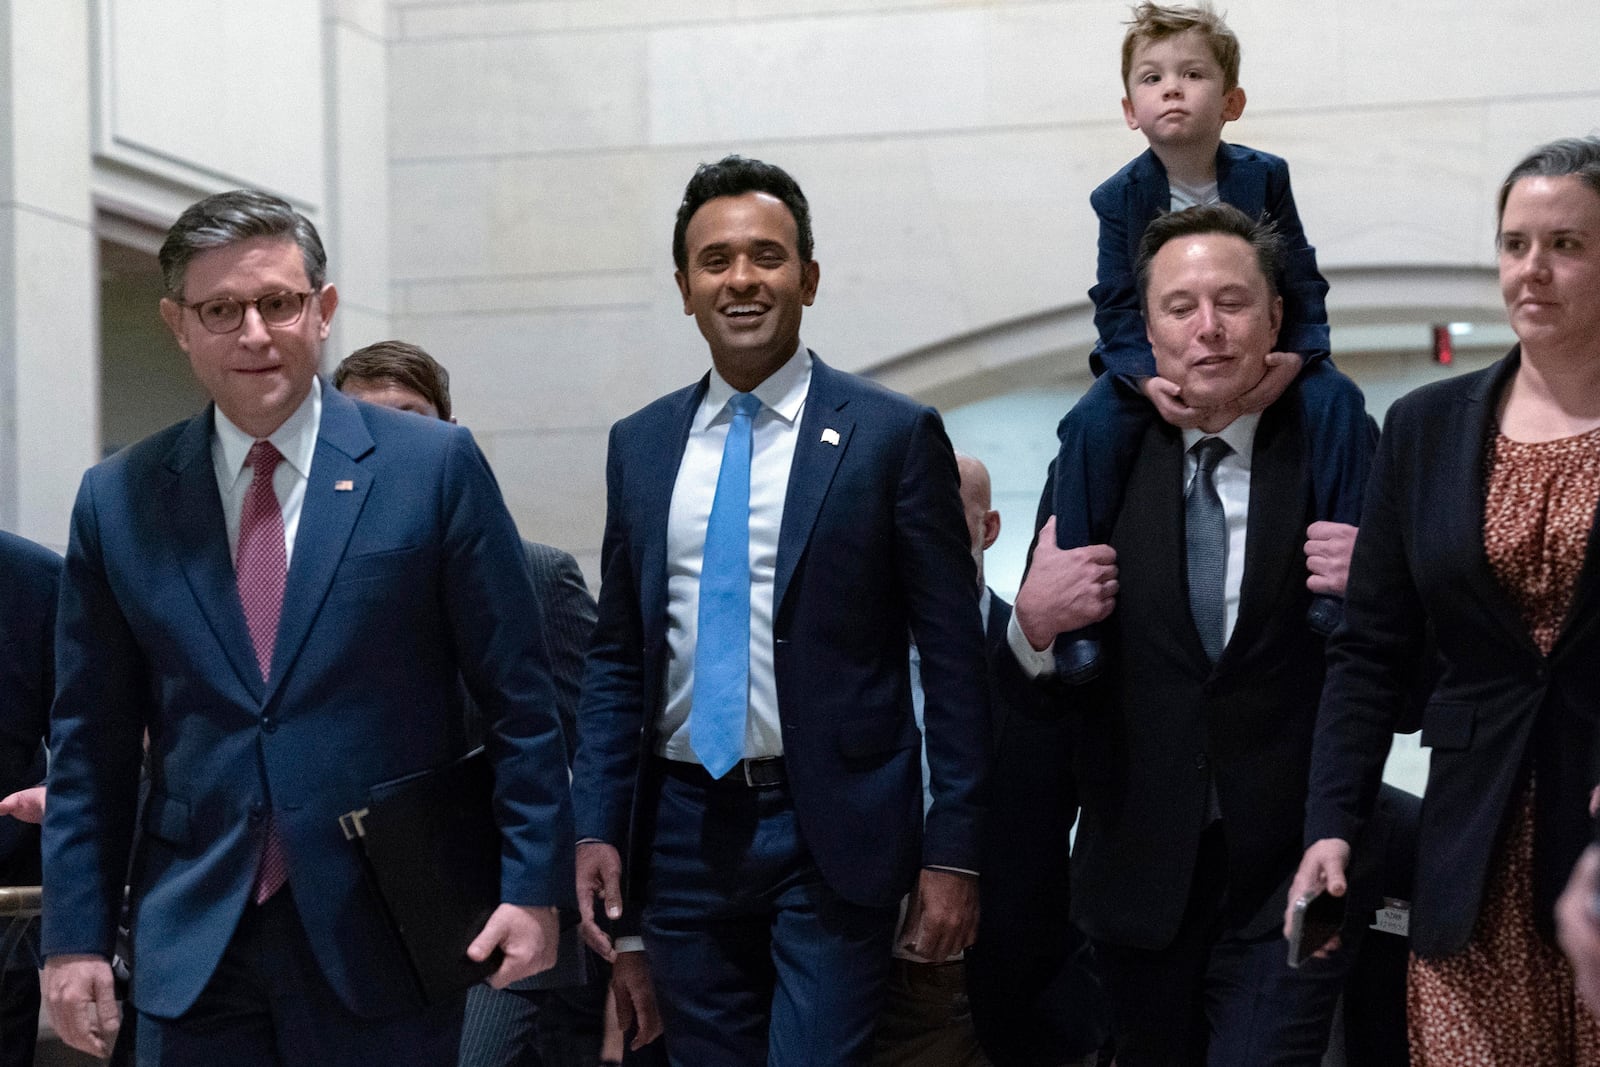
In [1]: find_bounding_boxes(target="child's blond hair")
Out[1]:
[1121,2,1241,92]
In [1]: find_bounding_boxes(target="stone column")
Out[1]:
[0,2,98,547]
[322,0,391,366]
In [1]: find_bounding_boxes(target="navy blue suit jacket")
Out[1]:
[508,539,595,993]
[1088,142,1331,377]
[0,531,59,886]
[42,384,576,1020]
[571,355,990,911]
[1307,349,1600,957]
[520,542,596,767]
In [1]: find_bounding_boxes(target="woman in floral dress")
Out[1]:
[1290,136,1600,1064]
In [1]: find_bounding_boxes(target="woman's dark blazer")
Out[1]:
[1305,348,1600,958]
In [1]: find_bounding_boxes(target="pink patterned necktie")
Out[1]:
[237,440,289,903]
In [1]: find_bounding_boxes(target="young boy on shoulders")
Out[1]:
[1052,1,1374,681]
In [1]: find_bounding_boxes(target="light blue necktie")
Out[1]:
[691,392,761,778]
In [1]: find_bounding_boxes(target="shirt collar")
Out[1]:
[214,377,322,488]
[1181,410,1261,468]
[698,341,811,429]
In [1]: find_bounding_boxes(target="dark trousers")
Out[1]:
[1052,360,1373,553]
[0,918,38,1067]
[640,766,898,1067]
[458,957,669,1067]
[461,984,594,1067]
[136,890,464,1067]
[1091,829,1347,1067]
[869,960,990,1067]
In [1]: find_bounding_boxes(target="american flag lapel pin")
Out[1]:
[820,428,840,446]
[334,479,354,491]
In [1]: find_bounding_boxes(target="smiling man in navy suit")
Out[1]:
[40,190,574,1066]
[571,156,991,1066]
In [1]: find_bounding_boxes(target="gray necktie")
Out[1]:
[1185,437,1231,663]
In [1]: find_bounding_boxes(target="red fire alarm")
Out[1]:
[1432,324,1454,366]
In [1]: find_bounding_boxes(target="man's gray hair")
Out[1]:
[158,189,327,297]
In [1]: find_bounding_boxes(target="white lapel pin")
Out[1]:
[820,428,840,446]
[334,480,354,491]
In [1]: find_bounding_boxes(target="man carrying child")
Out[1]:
[1050,1,1374,681]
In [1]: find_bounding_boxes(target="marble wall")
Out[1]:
[0,0,393,548]
[3,0,1594,567]
[385,0,1600,579]
[0,3,98,543]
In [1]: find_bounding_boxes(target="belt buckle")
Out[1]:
[741,757,778,787]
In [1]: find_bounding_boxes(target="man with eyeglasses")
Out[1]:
[39,189,575,1067]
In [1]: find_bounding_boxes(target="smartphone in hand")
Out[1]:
[1287,888,1346,968]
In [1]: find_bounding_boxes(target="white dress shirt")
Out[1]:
[210,378,322,565]
[1008,413,1260,676]
[657,344,810,763]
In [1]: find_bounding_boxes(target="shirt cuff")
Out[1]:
[1006,613,1057,680]
[614,936,645,953]
[925,865,979,878]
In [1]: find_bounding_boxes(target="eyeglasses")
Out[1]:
[176,291,314,335]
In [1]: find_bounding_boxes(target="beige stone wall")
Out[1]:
[385,0,1600,580]
[5,0,1593,567]
[0,3,98,545]
[0,1,391,549]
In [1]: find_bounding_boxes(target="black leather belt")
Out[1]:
[659,755,786,788]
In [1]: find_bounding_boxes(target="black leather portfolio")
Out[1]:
[340,747,502,1004]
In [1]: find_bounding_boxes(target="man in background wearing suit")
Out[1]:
[41,190,574,1066]
[0,532,58,1066]
[873,453,1108,1067]
[1008,204,1367,1065]
[868,453,997,1067]
[955,457,1110,1067]
[571,156,991,1066]
[333,340,599,768]
[333,340,636,1067]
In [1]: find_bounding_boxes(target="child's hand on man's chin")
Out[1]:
[1140,374,1209,429]
[1232,351,1303,415]
[1141,351,1302,432]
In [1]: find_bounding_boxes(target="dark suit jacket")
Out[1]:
[1088,142,1331,378]
[968,592,1106,1065]
[42,384,575,1020]
[521,543,595,764]
[1070,398,1330,949]
[1306,349,1600,957]
[0,532,59,887]
[464,541,596,766]
[509,539,596,993]
[571,355,990,912]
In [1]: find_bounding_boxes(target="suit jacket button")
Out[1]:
[261,717,278,734]
[1195,753,1208,770]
